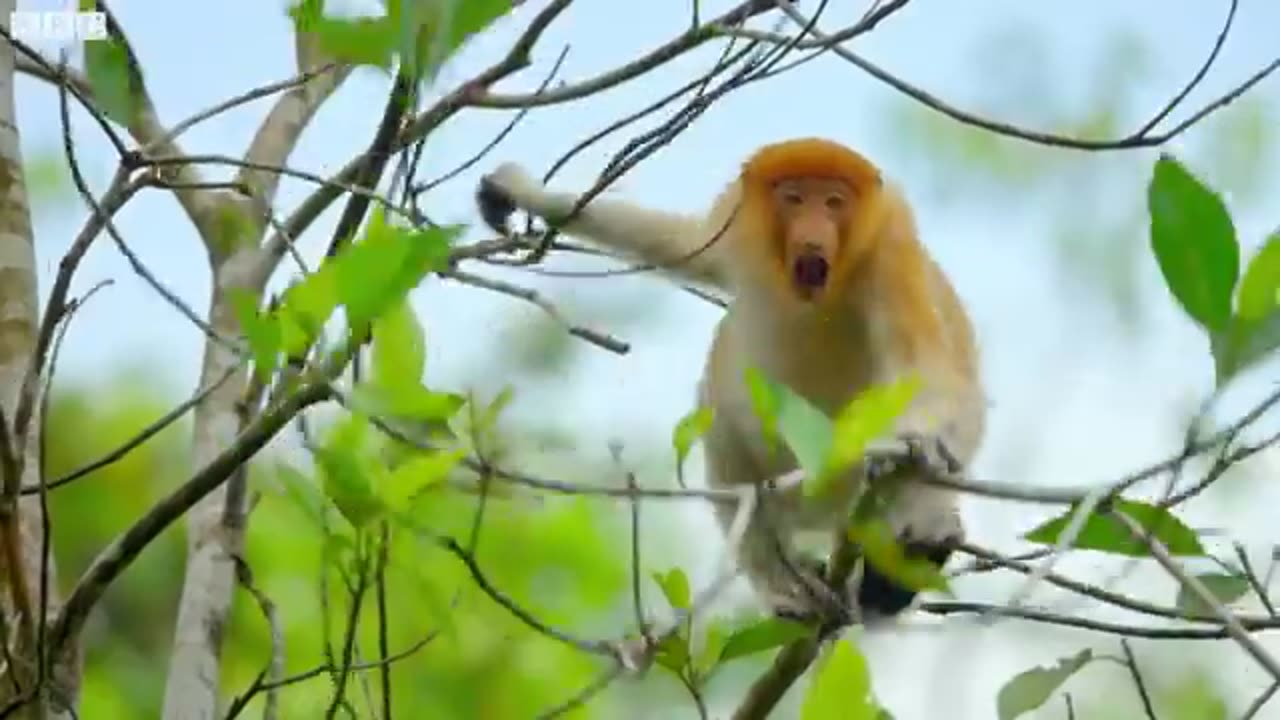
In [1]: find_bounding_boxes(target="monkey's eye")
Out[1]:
[825,194,845,211]
[781,191,804,206]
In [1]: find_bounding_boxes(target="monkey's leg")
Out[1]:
[704,429,844,622]
[853,481,963,620]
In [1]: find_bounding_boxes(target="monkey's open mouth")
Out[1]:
[792,255,830,292]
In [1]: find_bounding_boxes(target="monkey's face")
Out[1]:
[770,177,854,303]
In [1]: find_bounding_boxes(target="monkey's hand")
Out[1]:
[476,162,546,235]
[865,431,961,484]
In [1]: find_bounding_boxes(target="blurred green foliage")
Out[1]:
[45,368,637,719]
[31,8,1278,720]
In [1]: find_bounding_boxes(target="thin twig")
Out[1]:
[1241,681,1279,720]
[1120,639,1159,720]
[441,269,630,354]
[1131,0,1237,136]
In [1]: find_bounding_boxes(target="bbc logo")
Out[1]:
[10,11,108,42]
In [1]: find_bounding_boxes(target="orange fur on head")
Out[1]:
[735,138,887,305]
[739,137,883,189]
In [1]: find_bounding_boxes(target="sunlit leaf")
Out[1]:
[1210,307,1280,384]
[718,617,810,664]
[382,448,463,512]
[1174,572,1250,617]
[353,383,465,425]
[697,620,731,678]
[372,299,427,389]
[800,638,882,720]
[290,0,398,69]
[1147,154,1239,333]
[84,37,138,127]
[996,649,1094,720]
[774,385,833,494]
[275,462,328,530]
[1022,498,1205,557]
[335,210,457,333]
[651,568,691,610]
[744,366,780,451]
[672,406,714,466]
[654,632,689,674]
[815,376,920,497]
[1236,233,1280,322]
[228,289,280,384]
[316,415,384,528]
[849,520,950,594]
[472,385,515,433]
[277,264,341,357]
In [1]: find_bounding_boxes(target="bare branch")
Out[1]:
[442,269,630,354]
[1242,681,1279,720]
[49,374,335,658]
[1112,510,1280,680]
[1131,0,1237,136]
[772,1,1280,151]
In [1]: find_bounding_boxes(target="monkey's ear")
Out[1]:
[476,174,517,235]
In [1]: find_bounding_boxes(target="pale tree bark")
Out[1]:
[9,12,347,718]
[158,38,349,720]
[0,5,76,717]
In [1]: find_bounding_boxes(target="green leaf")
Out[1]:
[353,383,465,424]
[316,415,384,529]
[1175,572,1251,616]
[800,639,882,720]
[472,386,514,434]
[651,568,691,610]
[335,210,458,334]
[816,376,921,496]
[696,620,730,678]
[277,264,341,357]
[744,366,781,450]
[1147,154,1239,333]
[390,0,512,81]
[654,632,690,674]
[1022,497,1205,557]
[672,406,714,466]
[849,520,951,594]
[275,462,329,530]
[774,385,833,494]
[1237,233,1280,321]
[382,448,463,513]
[84,38,138,127]
[371,299,426,389]
[995,649,1095,720]
[228,289,280,385]
[1210,306,1280,384]
[423,0,510,65]
[718,617,810,664]
[290,0,399,69]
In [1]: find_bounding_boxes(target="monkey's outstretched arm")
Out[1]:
[477,163,732,288]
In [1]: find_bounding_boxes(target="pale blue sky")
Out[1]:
[15,0,1280,717]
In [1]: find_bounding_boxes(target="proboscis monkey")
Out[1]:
[476,138,986,622]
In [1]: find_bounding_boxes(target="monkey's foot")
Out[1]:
[762,557,849,627]
[855,535,958,619]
